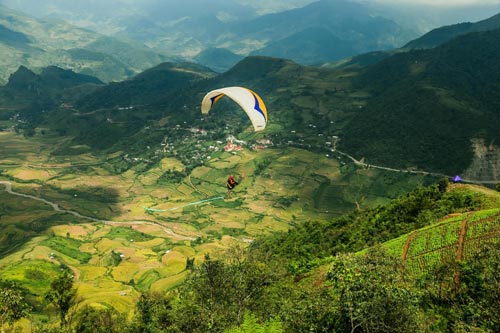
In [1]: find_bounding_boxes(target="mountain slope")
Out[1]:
[76,62,216,111]
[1,65,103,106]
[341,28,500,175]
[251,27,356,65]
[405,12,500,49]
[193,48,244,73]
[1,0,416,66]
[243,0,415,63]
[0,4,170,84]
[253,181,500,272]
[32,27,500,179]
[8,29,500,179]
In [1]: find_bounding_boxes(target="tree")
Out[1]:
[437,177,449,193]
[135,292,173,332]
[326,249,422,333]
[453,239,500,331]
[495,183,500,192]
[0,281,31,332]
[45,270,78,328]
[170,247,279,332]
[185,257,195,271]
[74,306,127,333]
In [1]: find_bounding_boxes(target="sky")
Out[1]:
[1,0,498,9]
[371,0,499,5]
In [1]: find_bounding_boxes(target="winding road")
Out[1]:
[332,150,500,185]
[0,180,194,241]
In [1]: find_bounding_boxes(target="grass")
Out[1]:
[150,271,189,292]
[105,227,155,242]
[135,270,161,291]
[40,237,92,263]
[0,259,61,296]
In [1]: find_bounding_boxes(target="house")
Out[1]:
[256,138,272,145]
[224,142,243,152]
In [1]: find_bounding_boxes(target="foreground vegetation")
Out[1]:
[1,180,500,332]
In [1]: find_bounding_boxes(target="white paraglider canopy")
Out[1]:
[201,86,268,132]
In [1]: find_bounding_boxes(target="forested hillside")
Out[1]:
[341,28,500,175]
[8,30,500,177]
[405,12,500,49]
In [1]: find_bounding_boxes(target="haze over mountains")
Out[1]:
[0,0,498,82]
[0,0,499,178]
[405,12,500,49]
[0,4,171,84]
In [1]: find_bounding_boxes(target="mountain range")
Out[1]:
[246,0,414,64]
[1,0,498,81]
[3,24,499,180]
[343,28,500,175]
[405,12,500,49]
[0,4,172,84]
[0,0,420,77]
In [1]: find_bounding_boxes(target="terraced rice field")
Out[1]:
[0,131,431,316]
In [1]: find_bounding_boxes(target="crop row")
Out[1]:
[402,211,500,275]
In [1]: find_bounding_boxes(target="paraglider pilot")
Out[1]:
[227,175,238,191]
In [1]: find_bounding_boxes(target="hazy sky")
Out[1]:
[372,0,499,5]
[1,0,499,9]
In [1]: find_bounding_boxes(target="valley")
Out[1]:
[0,124,432,322]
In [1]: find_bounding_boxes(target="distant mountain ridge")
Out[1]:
[247,0,414,64]
[193,48,244,73]
[0,65,103,109]
[322,12,500,72]
[405,12,500,49]
[0,4,171,84]
[76,62,216,111]
[4,28,500,178]
[67,29,500,178]
[0,0,418,72]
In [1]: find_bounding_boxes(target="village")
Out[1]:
[122,120,345,173]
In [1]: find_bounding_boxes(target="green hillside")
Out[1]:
[341,28,500,174]
[2,130,499,332]
[75,62,216,111]
[243,0,415,64]
[0,65,104,134]
[48,27,500,178]
[405,12,500,49]
[9,30,500,178]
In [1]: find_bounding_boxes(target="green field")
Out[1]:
[380,206,500,276]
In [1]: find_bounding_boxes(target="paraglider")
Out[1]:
[227,175,238,191]
[225,175,240,198]
[201,86,268,132]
